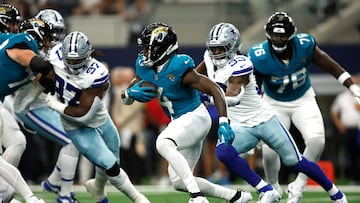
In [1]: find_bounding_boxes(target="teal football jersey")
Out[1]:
[0,33,39,101]
[135,53,201,119]
[248,33,316,101]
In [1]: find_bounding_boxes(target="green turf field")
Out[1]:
[13,185,360,203]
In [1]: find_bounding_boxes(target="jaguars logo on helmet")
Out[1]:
[137,22,178,67]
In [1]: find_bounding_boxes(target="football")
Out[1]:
[140,81,158,93]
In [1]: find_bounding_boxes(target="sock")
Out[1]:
[59,153,78,196]
[216,144,263,188]
[107,168,141,201]
[292,157,332,191]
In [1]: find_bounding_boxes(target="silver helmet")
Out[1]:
[62,31,93,75]
[36,9,65,42]
[206,22,241,68]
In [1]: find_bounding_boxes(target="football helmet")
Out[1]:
[137,22,178,67]
[0,4,21,33]
[19,18,54,49]
[206,22,241,68]
[62,31,93,75]
[35,9,65,42]
[265,11,297,52]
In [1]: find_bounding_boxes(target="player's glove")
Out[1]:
[126,80,156,102]
[350,84,360,104]
[217,117,235,146]
[39,75,55,95]
[199,92,211,105]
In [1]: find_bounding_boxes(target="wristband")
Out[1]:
[219,116,229,124]
[49,100,66,114]
[349,84,360,95]
[337,72,351,85]
[124,89,129,98]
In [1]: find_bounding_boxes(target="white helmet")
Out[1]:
[36,9,65,42]
[206,22,241,68]
[62,31,93,75]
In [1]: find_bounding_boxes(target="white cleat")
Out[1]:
[286,182,303,203]
[257,189,282,203]
[231,190,253,203]
[9,199,22,203]
[26,196,45,203]
[331,191,348,203]
[0,186,16,203]
[272,183,283,199]
[84,179,107,202]
[134,193,151,203]
[188,196,210,203]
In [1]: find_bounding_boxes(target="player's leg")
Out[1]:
[262,97,292,196]
[72,117,149,203]
[156,105,210,199]
[0,156,45,203]
[267,116,347,202]
[217,121,280,202]
[290,95,325,201]
[0,105,27,200]
[17,107,79,201]
[182,141,252,202]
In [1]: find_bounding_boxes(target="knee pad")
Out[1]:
[303,136,325,162]
[105,162,120,177]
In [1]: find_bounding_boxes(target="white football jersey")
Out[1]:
[209,54,275,127]
[53,57,109,130]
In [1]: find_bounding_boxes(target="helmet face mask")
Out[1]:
[35,9,65,42]
[19,18,55,49]
[0,4,21,33]
[265,11,297,53]
[206,22,241,69]
[137,22,178,67]
[62,31,93,75]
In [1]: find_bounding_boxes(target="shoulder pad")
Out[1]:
[293,33,315,49]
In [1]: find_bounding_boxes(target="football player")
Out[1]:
[45,31,150,203]
[120,22,252,203]
[0,4,27,202]
[198,22,348,203]
[248,11,359,203]
[10,9,80,203]
[0,17,53,203]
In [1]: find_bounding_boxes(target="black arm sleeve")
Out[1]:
[29,55,52,75]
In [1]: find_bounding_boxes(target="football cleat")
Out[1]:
[56,195,79,203]
[188,196,210,203]
[26,196,46,203]
[0,186,16,203]
[286,182,303,203]
[230,190,253,203]
[331,191,348,203]
[134,193,150,203]
[257,189,281,203]
[96,197,109,203]
[85,179,107,202]
[41,179,60,194]
[9,199,21,203]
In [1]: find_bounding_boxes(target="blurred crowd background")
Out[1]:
[2,0,360,186]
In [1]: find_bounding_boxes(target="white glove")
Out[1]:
[45,93,66,114]
[349,84,360,104]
